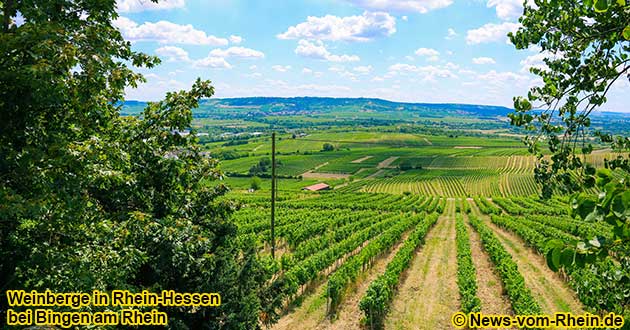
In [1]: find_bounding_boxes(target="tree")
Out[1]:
[509,0,629,316]
[249,158,272,176]
[250,176,262,191]
[398,159,416,171]
[0,1,266,329]
[322,143,335,152]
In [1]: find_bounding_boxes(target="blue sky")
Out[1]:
[117,0,629,111]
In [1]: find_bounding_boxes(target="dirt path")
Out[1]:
[351,156,373,164]
[366,169,384,179]
[272,233,411,330]
[377,157,399,169]
[469,202,584,315]
[253,144,264,151]
[302,172,351,179]
[462,210,512,315]
[301,162,330,177]
[384,200,459,330]
[301,162,351,179]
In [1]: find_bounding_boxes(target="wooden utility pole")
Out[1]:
[271,132,276,259]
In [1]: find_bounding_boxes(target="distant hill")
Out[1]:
[120,97,630,125]
[120,97,514,118]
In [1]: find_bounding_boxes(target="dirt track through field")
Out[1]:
[377,157,399,169]
[351,156,373,163]
[462,209,512,315]
[301,162,351,179]
[469,202,584,315]
[272,232,411,330]
[384,200,459,330]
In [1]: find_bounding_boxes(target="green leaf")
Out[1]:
[617,0,626,6]
[546,247,561,272]
[610,191,630,218]
[594,0,609,11]
[575,253,586,268]
[560,248,574,267]
[623,25,630,41]
[546,239,564,251]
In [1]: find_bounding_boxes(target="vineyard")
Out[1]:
[208,128,630,329]
[223,190,630,329]
[352,171,539,197]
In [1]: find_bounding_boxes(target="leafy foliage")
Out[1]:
[508,0,630,269]
[0,1,266,328]
[322,143,335,152]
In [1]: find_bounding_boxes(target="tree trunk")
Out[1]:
[3,0,14,31]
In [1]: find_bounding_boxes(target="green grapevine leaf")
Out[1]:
[594,0,609,12]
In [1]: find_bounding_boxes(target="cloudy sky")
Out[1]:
[117,0,629,112]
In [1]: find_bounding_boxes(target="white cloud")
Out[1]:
[144,73,161,80]
[388,63,457,81]
[229,35,243,44]
[371,76,385,82]
[190,47,264,70]
[296,84,351,92]
[344,0,453,13]
[487,0,535,21]
[260,79,351,94]
[327,66,360,81]
[472,57,496,65]
[519,51,562,72]
[353,65,373,74]
[466,22,520,44]
[168,69,185,76]
[402,16,408,21]
[155,46,190,62]
[445,62,459,70]
[459,69,477,75]
[477,70,529,85]
[116,0,185,13]
[302,68,314,74]
[249,65,258,70]
[125,78,190,101]
[445,28,457,40]
[209,47,265,59]
[272,65,292,72]
[114,17,228,45]
[277,11,396,42]
[294,40,360,62]
[193,57,232,69]
[414,47,440,61]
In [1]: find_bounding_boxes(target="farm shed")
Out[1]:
[303,183,331,191]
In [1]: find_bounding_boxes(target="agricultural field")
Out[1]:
[223,191,629,329]
[197,98,629,329]
[215,131,619,197]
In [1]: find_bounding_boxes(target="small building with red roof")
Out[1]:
[303,183,331,191]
